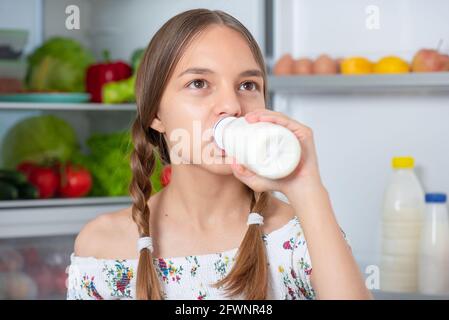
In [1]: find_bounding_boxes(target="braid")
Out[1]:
[129,117,164,300]
[212,191,270,299]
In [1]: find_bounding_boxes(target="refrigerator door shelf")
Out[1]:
[0,197,132,239]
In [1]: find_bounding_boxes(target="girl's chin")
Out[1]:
[200,162,234,174]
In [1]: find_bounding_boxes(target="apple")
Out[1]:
[412,49,444,72]
[439,54,449,71]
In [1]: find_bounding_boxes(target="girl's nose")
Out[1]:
[214,86,242,117]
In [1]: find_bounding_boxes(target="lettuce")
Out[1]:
[25,37,95,92]
[72,131,163,197]
[1,115,79,169]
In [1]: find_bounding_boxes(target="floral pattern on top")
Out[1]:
[67,216,348,300]
[102,261,134,298]
[80,274,103,300]
[185,255,200,278]
[213,253,235,280]
[156,258,183,284]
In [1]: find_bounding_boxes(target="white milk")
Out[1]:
[213,116,301,179]
[380,157,425,293]
[419,193,449,295]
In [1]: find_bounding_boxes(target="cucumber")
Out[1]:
[0,169,27,185]
[0,181,19,200]
[17,183,39,199]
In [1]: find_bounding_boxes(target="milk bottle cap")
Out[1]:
[425,193,447,203]
[213,116,237,150]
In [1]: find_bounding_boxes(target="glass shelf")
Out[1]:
[0,196,132,239]
[267,72,449,95]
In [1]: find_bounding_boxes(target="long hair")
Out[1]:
[130,8,271,300]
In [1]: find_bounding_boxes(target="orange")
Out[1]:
[340,57,373,74]
[374,56,409,74]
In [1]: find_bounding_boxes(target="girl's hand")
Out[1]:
[230,109,323,195]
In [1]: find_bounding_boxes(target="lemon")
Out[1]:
[374,56,409,74]
[340,57,373,74]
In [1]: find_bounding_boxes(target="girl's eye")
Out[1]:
[240,81,259,91]
[187,79,208,90]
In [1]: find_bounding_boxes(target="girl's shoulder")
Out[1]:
[74,206,140,260]
[73,192,300,261]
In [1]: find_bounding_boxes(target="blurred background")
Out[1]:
[1,0,449,300]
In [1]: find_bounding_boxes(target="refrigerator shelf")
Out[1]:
[268,72,449,94]
[0,102,136,111]
[0,196,132,239]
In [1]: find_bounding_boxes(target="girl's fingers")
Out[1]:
[245,111,314,142]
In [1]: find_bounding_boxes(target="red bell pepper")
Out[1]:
[86,50,132,102]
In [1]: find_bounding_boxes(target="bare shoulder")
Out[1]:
[74,206,138,259]
[264,193,296,233]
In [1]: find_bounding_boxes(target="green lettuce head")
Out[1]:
[1,115,79,168]
[25,37,95,92]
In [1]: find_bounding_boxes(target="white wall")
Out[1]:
[43,0,265,61]
[275,0,449,60]
[274,0,449,267]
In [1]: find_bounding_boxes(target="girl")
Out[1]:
[67,8,371,300]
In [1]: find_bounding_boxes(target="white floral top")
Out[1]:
[67,216,344,300]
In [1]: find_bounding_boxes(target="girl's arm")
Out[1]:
[284,179,372,299]
[230,109,373,300]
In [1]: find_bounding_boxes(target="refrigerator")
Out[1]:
[1,0,449,300]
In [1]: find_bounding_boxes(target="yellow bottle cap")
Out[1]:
[392,156,414,169]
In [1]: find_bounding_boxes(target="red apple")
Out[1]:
[412,49,444,72]
[439,54,449,71]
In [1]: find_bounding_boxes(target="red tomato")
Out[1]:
[58,163,92,198]
[28,167,60,199]
[160,165,172,187]
[16,161,38,178]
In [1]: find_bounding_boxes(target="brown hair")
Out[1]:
[129,8,271,300]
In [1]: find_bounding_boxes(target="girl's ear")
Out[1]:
[150,115,166,133]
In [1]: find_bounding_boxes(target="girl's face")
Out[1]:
[151,25,266,175]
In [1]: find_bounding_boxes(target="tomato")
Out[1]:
[58,163,92,198]
[16,161,38,178]
[160,165,172,187]
[28,166,60,199]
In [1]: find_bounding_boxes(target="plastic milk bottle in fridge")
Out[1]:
[213,116,301,179]
[419,193,449,295]
[381,156,425,293]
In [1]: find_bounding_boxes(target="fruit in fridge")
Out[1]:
[374,56,410,74]
[340,57,373,74]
